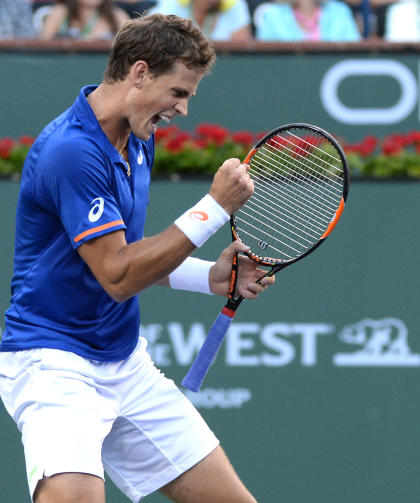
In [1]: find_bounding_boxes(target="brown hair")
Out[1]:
[103,14,216,83]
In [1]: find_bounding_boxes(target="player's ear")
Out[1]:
[132,60,149,89]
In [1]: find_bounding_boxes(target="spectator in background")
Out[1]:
[40,0,129,39]
[254,0,361,41]
[148,0,253,42]
[113,0,158,16]
[384,0,420,41]
[0,0,36,38]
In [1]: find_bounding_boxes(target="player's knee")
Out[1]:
[34,473,104,503]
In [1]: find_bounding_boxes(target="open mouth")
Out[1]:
[152,113,171,126]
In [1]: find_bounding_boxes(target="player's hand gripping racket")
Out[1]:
[182,123,349,392]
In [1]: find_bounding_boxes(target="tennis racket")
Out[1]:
[182,123,350,392]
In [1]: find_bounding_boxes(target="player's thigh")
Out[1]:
[34,472,105,503]
[159,445,257,503]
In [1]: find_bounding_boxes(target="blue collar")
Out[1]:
[73,85,135,176]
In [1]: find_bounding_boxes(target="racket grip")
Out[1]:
[182,309,234,392]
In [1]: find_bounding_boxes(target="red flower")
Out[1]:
[232,131,254,147]
[388,133,407,147]
[382,136,404,155]
[0,137,15,159]
[19,135,35,147]
[165,131,191,153]
[192,139,208,149]
[155,125,179,143]
[195,123,216,138]
[195,123,230,145]
[347,142,363,155]
[405,131,420,145]
[359,135,378,156]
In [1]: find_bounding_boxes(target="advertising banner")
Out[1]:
[2,180,417,503]
[2,51,420,142]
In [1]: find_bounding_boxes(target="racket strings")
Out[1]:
[287,131,343,171]
[243,196,322,244]
[263,133,344,191]
[249,189,326,235]
[238,203,314,249]
[248,175,329,233]
[251,155,337,221]
[249,155,335,229]
[234,219,299,258]
[255,131,344,209]
[257,144,343,206]
[235,129,345,262]
[237,196,321,259]
[271,131,344,181]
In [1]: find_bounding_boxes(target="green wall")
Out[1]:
[2,49,420,141]
[1,180,419,503]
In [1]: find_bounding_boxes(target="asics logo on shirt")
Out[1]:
[89,197,105,222]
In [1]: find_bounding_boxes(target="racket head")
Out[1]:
[232,123,349,268]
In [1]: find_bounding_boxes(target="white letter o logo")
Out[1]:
[320,59,417,124]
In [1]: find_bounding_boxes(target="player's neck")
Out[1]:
[87,83,131,154]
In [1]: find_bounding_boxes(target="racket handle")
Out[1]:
[182,308,235,392]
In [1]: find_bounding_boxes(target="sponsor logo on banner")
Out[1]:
[142,317,418,369]
[183,388,252,409]
[0,318,416,410]
[333,317,420,366]
[140,317,418,408]
[320,59,419,125]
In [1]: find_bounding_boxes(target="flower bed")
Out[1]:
[1,125,420,180]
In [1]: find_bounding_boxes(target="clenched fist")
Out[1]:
[209,158,254,215]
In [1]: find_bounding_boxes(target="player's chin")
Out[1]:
[133,122,155,141]
[136,130,152,141]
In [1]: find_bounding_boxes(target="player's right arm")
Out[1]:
[77,158,253,302]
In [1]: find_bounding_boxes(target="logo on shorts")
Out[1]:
[189,211,209,222]
[89,197,105,223]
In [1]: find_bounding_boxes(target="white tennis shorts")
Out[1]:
[0,338,219,502]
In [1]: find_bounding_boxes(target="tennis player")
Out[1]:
[0,13,273,503]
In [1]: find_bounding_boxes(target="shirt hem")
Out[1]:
[0,341,138,363]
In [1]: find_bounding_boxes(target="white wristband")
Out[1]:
[174,194,229,247]
[169,257,215,295]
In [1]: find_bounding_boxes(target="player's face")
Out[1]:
[128,62,203,141]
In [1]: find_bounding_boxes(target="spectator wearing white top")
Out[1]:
[148,0,253,42]
[384,0,420,41]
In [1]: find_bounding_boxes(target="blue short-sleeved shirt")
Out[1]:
[0,85,155,361]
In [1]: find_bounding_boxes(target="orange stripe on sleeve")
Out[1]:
[73,219,124,243]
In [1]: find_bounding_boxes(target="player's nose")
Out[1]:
[175,98,188,117]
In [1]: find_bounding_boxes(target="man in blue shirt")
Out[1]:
[0,13,273,503]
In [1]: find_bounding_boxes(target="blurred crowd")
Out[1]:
[0,0,418,43]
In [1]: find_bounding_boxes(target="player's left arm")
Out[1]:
[154,240,274,298]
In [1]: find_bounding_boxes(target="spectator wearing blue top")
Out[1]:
[148,0,253,42]
[254,0,361,41]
